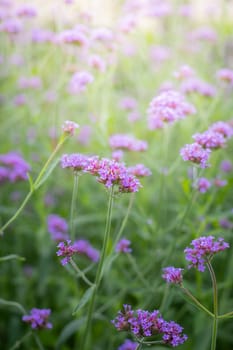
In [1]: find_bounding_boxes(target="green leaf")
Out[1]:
[55,317,85,350]
[72,286,95,315]
[27,172,34,191]
[0,298,26,314]
[0,254,25,263]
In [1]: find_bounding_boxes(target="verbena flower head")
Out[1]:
[61,153,89,171]
[181,78,216,97]
[184,236,229,272]
[216,68,233,84]
[193,130,226,149]
[118,339,137,350]
[209,121,233,139]
[62,120,79,136]
[47,214,69,241]
[116,238,132,253]
[68,71,94,94]
[73,239,100,262]
[109,134,148,152]
[22,308,52,330]
[58,29,88,46]
[128,164,152,177]
[119,97,137,111]
[162,267,183,285]
[56,240,78,265]
[220,160,232,173]
[196,177,211,193]
[0,152,30,183]
[148,90,196,130]
[180,143,211,168]
[112,305,187,347]
[173,65,195,80]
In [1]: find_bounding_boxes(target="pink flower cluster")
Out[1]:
[147,90,196,129]
[162,267,183,285]
[61,154,142,193]
[181,78,216,97]
[109,134,148,152]
[0,152,30,183]
[128,164,152,177]
[68,71,94,94]
[180,121,233,167]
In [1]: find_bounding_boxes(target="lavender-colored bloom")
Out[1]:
[196,177,211,193]
[13,94,27,106]
[180,143,211,168]
[0,18,22,34]
[58,29,88,46]
[128,164,152,177]
[119,97,137,111]
[31,29,54,43]
[219,219,233,230]
[190,26,217,42]
[112,150,124,162]
[116,238,132,253]
[61,153,89,171]
[148,90,196,130]
[57,240,78,265]
[22,308,52,330]
[47,214,69,241]
[220,160,232,173]
[173,65,195,80]
[213,178,227,187]
[73,239,100,262]
[18,76,42,90]
[0,152,30,182]
[88,54,106,72]
[127,110,141,123]
[184,236,229,272]
[118,339,137,350]
[109,134,148,152]
[16,4,37,17]
[150,45,171,63]
[91,27,114,42]
[162,267,183,285]
[68,71,94,94]
[209,121,233,139]
[62,120,79,136]
[181,78,216,97]
[217,68,233,84]
[161,320,188,347]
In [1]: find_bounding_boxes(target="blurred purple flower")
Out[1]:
[162,267,183,285]
[116,238,132,253]
[180,143,211,168]
[73,239,100,262]
[47,214,69,242]
[22,308,52,330]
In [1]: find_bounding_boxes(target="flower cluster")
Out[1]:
[18,76,42,89]
[116,238,132,253]
[73,239,100,262]
[216,68,233,84]
[61,154,142,193]
[62,120,79,136]
[147,90,196,129]
[128,164,152,177]
[162,267,183,285]
[0,152,30,183]
[112,305,187,347]
[180,121,233,167]
[68,71,94,94]
[118,339,137,350]
[22,308,52,330]
[47,214,69,241]
[109,134,148,152]
[56,240,78,265]
[184,236,229,272]
[196,177,211,193]
[181,78,216,97]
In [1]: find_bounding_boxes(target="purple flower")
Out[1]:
[119,97,137,111]
[73,239,100,262]
[196,177,211,193]
[47,214,69,242]
[209,121,233,139]
[61,153,89,171]
[18,76,42,90]
[216,68,233,84]
[88,54,106,72]
[161,320,188,347]
[22,308,52,330]
[184,236,229,272]
[220,160,232,173]
[57,240,78,265]
[162,267,183,285]
[16,5,37,17]
[116,238,132,253]
[181,78,216,97]
[180,143,211,168]
[58,29,88,46]
[148,90,196,130]
[193,131,226,149]
[219,219,233,230]
[173,65,195,80]
[128,164,152,177]
[0,152,30,183]
[68,71,94,94]
[109,134,148,152]
[62,120,79,136]
[213,178,227,187]
[118,339,137,350]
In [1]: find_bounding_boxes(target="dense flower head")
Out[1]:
[180,143,211,168]
[112,305,187,347]
[61,153,89,171]
[68,71,94,94]
[181,78,216,97]
[109,134,148,152]
[162,267,183,284]
[128,164,152,177]
[47,214,69,241]
[0,152,31,182]
[22,308,52,330]
[193,130,226,149]
[116,238,132,253]
[220,160,232,173]
[118,339,137,350]
[184,236,230,271]
[58,29,88,46]
[209,121,233,139]
[62,120,79,136]
[196,177,211,193]
[57,240,78,265]
[73,239,100,262]
[148,90,196,130]
[216,68,233,84]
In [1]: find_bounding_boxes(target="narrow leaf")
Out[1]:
[72,286,95,315]
[0,254,25,263]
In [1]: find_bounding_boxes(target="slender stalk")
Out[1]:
[9,331,32,350]
[82,187,114,350]
[135,343,143,350]
[32,333,45,350]
[180,286,214,318]
[218,311,233,319]
[70,172,79,241]
[207,260,218,350]
[0,135,68,234]
[70,258,93,287]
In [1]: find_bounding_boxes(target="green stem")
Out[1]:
[180,286,214,318]
[70,258,93,287]
[0,135,68,234]
[135,343,143,350]
[218,311,233,319]
[9,331,32,350]
[0,298,26,314]
[32,333,45,350]
[207,260,218,350]
[70,172,79,241]
[82,187,114,350]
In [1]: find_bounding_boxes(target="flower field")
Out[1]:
[0,1,233,349]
